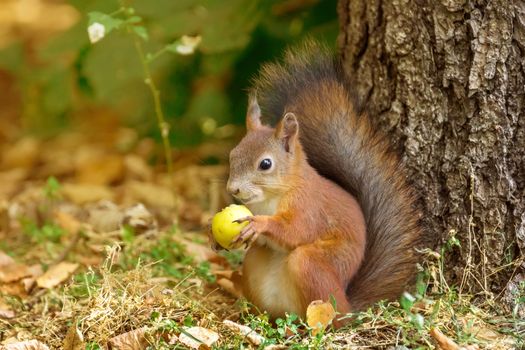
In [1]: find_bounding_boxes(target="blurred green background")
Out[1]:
[0,0,338,148]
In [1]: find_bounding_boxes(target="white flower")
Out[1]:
[175,35,202,55]
[88,22,106,44]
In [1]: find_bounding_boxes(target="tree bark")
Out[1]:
[337,0,524,311]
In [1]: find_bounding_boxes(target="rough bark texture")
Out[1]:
[337,0,524,311]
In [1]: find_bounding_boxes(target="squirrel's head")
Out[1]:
[227,95,301,204]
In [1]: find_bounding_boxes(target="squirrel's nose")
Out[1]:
[226,182,240,196]
[228,187,240,196]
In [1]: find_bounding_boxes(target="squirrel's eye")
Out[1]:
[258,158,272,171]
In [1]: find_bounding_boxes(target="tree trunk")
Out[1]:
[337,0,524,310]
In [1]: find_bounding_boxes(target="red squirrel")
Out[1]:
[213,41,421,326]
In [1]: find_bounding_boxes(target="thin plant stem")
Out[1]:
[118,0,176,209]
[132,38,175,187]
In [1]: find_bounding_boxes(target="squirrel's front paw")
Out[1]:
[233,216,267,247]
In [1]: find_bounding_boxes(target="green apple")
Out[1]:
[211,204,253,249]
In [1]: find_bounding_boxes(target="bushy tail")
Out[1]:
[252,41,422,310]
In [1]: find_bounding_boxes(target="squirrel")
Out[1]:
[213,41,421,326]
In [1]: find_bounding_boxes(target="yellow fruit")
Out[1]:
[211,204,253,249]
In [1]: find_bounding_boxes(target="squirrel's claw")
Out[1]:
[233,221,259,245]
[233,216,253,224]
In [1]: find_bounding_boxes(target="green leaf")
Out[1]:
[44,176,62,200]
[400,292,416,312]
[415,271,428,298]
[126,15,143,24]
[164,39,182,54]
[87,11,124,34]
[410,313,425,329]
[132,25,149,41]
[122,224,135,243]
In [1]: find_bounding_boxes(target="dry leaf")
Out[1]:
[108,327,148,350]
[86,200,123,232]
[0,250,15,267]
[178,327,219,349]
[61,183,114,205]
[0,339,50,350]
[472,326,500,341]
[20,264,44,293]
[306,300,336,335]
[62,324,84,350]
[1,137,40,170]
[0,299,15,319]
[0,168,27,200]
[223,320,264,346]
[126,181,177,208]
[122,203,157,235]
[36,262,78,289]
[0,263,31,283]
[430,327,460,350]
[124,154,152,181]
[54,211,82,234]
[76,153,124,185]
[0,281,27,297]
[216,271,243,299]
[176,238,217,264]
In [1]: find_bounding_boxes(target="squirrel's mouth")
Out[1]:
[233,194,256,204]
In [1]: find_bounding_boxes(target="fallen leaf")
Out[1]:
[0,263,31,283]
[167,334,178,345]
[108,327,148,350]
[430,327,460,350]
[1,137,40,170]
[61,183,114,205]
[36,262,78,289]
[124,154,153,181]
[216,270,243,299]
[0,339,50,350]
[86,200,123,232]
[0,250,15,267]
[179,201,204,226]
[0,299,15,319]
[54,211,82,234]
[62,324,85,350]
[122,203,157,235]
[176,237,217,264]
[306,300,336,335]
[472,326,500,341]
[126,181,177,208]
[223,320,264,346]
[0,168,27,200]
[178,327,219,349]
[76,153,124,185]
[20,264,44,293]
[0,281,27,297]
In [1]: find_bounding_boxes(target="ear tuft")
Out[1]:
[275,112,299,152]
[246,94,262,131]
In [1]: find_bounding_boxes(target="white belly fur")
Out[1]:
[245,196,302,316]
[246,249,303,317]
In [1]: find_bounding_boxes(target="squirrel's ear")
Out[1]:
[275,112,299,153]
[246,94,262,131]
